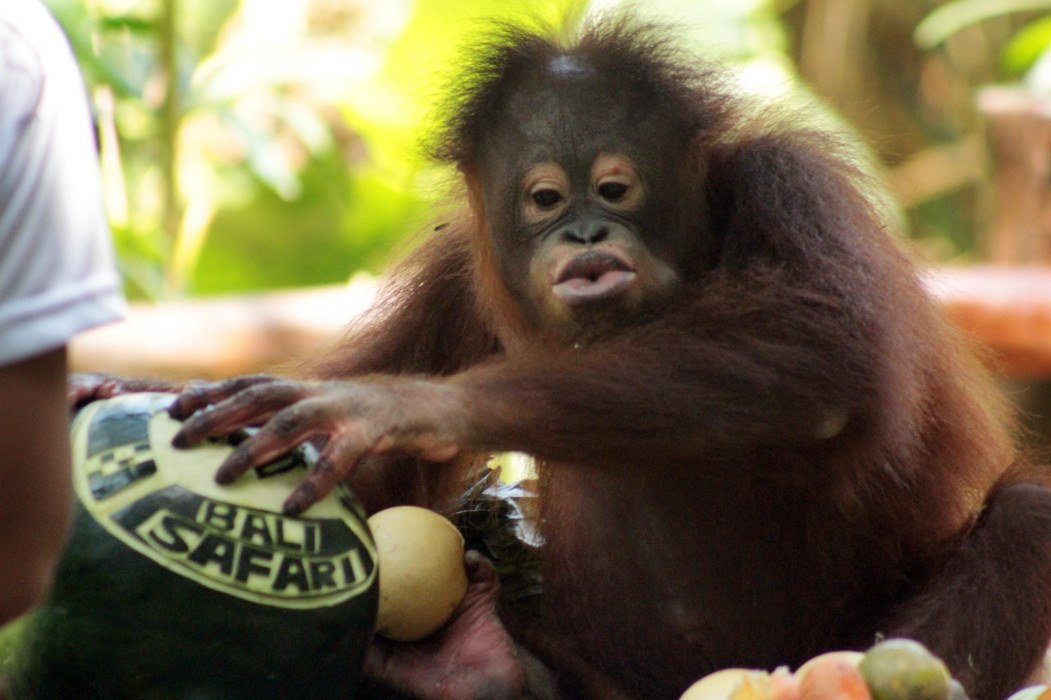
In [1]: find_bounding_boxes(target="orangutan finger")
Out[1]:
[172,380,312,447]
[282,435,367,516]
[168,374,279,420]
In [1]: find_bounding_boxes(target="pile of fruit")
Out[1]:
[680,638,1051,700]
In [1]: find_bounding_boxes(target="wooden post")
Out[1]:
[978,86,1051,263]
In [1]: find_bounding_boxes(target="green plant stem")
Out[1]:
[158,0,182,289]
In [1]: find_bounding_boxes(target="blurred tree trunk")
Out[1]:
[797,0,874,114]
[978,86,1051,263]
[781,0,1011,259]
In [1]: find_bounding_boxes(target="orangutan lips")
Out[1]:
[552,251,638,306]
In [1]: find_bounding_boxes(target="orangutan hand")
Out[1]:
[168,376,465,515]
[365,551,557,700]
[66,372,186,410]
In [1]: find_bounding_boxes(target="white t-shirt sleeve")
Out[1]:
[0,1,125,367]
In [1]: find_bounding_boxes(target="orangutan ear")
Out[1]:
[460,166,486,221]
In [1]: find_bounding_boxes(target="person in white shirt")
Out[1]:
[0,0,125,625]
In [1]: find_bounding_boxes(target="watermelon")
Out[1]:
[2,392,377,699]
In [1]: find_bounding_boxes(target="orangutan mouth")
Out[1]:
[552,251,638,306]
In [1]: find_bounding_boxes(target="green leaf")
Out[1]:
[193,151,427,294]
[43,0,144,98]
[221,111,303,200]
[97,15,156,33]
[1003,16,1051,74]
[916,0,1051,49]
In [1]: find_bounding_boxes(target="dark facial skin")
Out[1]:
[474,57,701,338]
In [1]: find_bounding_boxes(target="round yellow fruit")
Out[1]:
[368,506,468,642]
[795,651,865,681]
[679,669,760,699]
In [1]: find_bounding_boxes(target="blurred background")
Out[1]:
[51,0,1051,437]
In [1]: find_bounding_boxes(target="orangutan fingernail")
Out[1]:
[282,496,306,517]
[171,430,189,449]
[215,453,245,484]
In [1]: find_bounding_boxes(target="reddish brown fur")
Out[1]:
[302,17,1051,699]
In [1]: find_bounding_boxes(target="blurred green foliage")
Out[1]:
[1002,14,1051,74]
[918,0,1051,85]
[917,0,1051,71]
[41,0,614,299]
[43,0,797,300]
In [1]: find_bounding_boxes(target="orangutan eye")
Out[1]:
[532,189,564,208]
[597,182,629,202]
[522,163,570,223]
[591,155,643,209]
